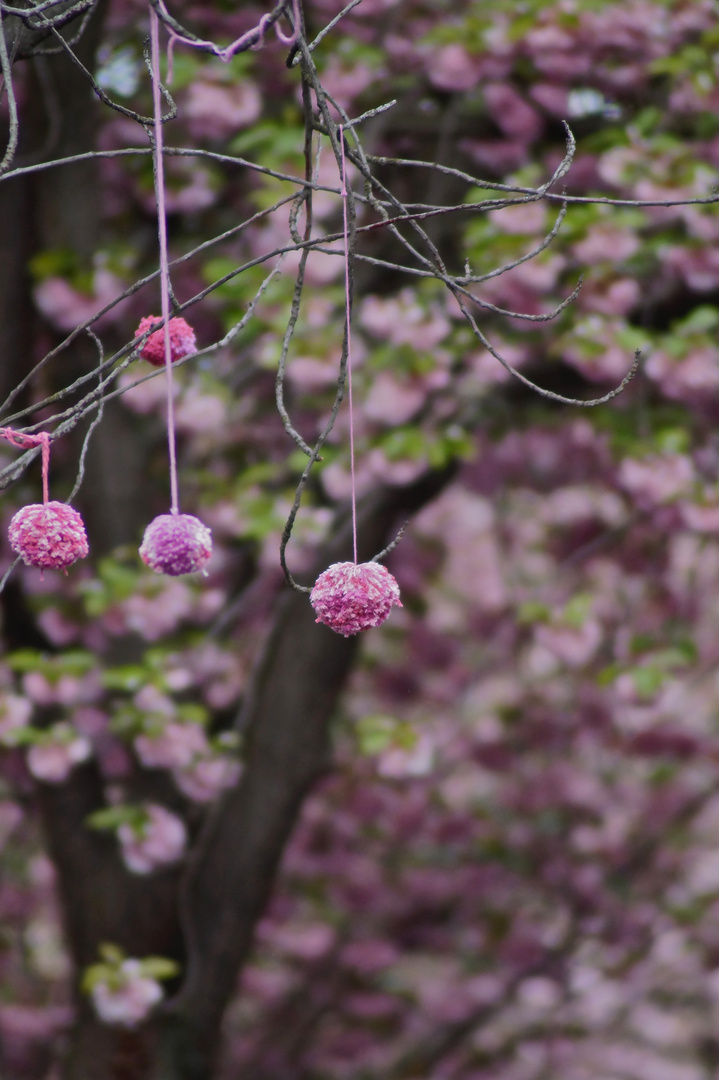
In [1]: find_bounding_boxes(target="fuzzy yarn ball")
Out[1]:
[310,561,402,637]
[139,513,212,576]
[8,502,89,571]
[135,316,197,367]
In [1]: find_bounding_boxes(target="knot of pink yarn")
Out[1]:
[140,513,212,576]
[310,561,402,637]
[135,316,197,367]
[9,502,89,571]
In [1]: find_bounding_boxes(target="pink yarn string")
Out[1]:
[0,428,51,504]
[39,434,49,505]
[339,126,358,565]
[150,7,180,516]
[158,0,300,72]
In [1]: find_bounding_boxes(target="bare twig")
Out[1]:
[0,11,20,173]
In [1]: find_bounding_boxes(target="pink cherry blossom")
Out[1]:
[121,580,196,641]
[118,804,187,874]
[340,939,400,975]
[33,268,130,332]
[680,501,719,533]
[36,607,81,646]
[645,346,719,402]
[117,368,176,415]
[134,684,175,718]
[173,755,241,803]
[364,372,427,425]
[490,201,547,236]
[618,454,695,508]
[429,44,481,92]
[529,82,569,116]
[316,58,381,111]
[21,672,56,707]
[285,355,344,393]
[134,721,209,771]
[365,448,428,488]
[0,800,22,849]
[182,78,261,141]
[573,225,641,265]
[580,277,641,317]
[268,922,335,961]
[175,393,227,437]
[535,619,603,668]
[26,728,92,783]
[136,159,218,215]
[377,733,435,779]
[0,693,32,744]
[90,960,163,1028]
[483,83,544,141]
[360,290,450,350]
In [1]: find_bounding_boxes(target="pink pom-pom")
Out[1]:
[135,316,197,367]
[139,513,212,576]
[310,561,402,637]
[8,502,89,571]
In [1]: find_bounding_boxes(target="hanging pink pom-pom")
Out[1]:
[8,502,89,571]
[139,513,212,576]
[135,316,197,367]
[310,561,402,637]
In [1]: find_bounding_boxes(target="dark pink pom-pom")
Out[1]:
[310,561,402,637]
[9,502,89,571]
[135,316,197,367]
[139,514,212,576]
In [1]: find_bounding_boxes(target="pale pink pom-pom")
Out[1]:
[139,514,212,576]
[310,561,402,637]
[135,315,197,367]
[8,502,89,570]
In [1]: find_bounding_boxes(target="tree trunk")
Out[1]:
[151,471,454,1080]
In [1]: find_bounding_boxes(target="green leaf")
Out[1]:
[29,247,88,287]
[176,703,208,726]
[140,957,181,981]
[356,714,416,756]
[102,666,148,692]
[81,963,112,993]
[632,666,665,699]
[99,942,125,964]
[5,649,46,673]
[654,427,691,455]
[6,649,96,680]
[597,663,622,687]
[516,601,550,625]
[648,647,694,670]
[378,426,427,462]
[85,805,147,832]
[563,593,593,629]
[0,727,40,747]
[675,305,719,335]
[230,116,303,161]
